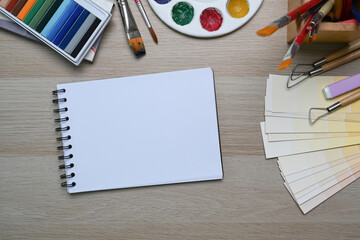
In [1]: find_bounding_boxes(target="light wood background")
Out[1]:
[0,0,359,239]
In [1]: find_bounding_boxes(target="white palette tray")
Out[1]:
[148,0,263,38]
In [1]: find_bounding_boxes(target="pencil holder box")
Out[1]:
[0,0,111,65]
[287,0,360,43]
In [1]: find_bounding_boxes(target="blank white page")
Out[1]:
[56,68,223,193]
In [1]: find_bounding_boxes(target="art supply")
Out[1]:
[0,0,114,63]
[22,0,46,25]
[300,170,360,214]
[310,0,334,27]
[17,0,40,21]
[334,0,343,20]
[0,0,12,8]
[351,2,360,23]
[41,0,72,37]
[117,0,145,56]
[265,115,360,133]
[289,38,360,82]
[0,0,111,65]
[323,73,360,99]
[287,48,360,88]
[299,0,327,22]
[52,68,223,193]
[278,13,315,71]
[148,0,263,38]
[266,75,360,123]
[261,120,360,208]
[6,0,21,12]
[308,22,319,40]
[135,0,157,43]
[257,0,324,37]
[11,0,28,16]
[0,13,39,40]
[200,8,223,32]
[261,123,360,158]
[309,91,360,124]
[228,0,249,18]
[261,75,360,214]
[267,132,360,142]
[34,0,63,33]
[171,2,194,26]
[279,145,360,177]
[341,0,352,20]
[286,161,360,205]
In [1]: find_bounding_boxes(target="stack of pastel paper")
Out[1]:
[261,74,360,214]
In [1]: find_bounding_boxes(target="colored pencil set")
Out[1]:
[257,0,360,71]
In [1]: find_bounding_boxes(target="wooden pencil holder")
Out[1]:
[287,0,360,43]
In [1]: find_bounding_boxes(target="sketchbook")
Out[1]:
[53,68,223,193]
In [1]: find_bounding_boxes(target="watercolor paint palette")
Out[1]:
[148,0,263,38]
[0,0,111,65]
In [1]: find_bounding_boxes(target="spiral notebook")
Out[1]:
[53,68,223,193]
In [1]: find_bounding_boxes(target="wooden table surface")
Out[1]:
[0,0,359,239]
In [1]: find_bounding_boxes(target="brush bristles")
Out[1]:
[256,26,279,37]
[128,37,146,56]
[149,27,158,44]
[278,58,292,71]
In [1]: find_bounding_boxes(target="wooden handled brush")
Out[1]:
[309,90,360,124]
[117,0,146,56]
[310,0,334,27]
[316,38,360,67]
[321,48,360,72]
[289,38,360,84]
[135,0,158,43]
[287,48,360,88]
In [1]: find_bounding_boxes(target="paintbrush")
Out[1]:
[278,13,315,71]
[334,0,343,20]
[309,23,320,41]
[117,0,146,56]
[299,0,327,21]
[257,0,325,37]
[310,0,334,27]
[135,0,158,44]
